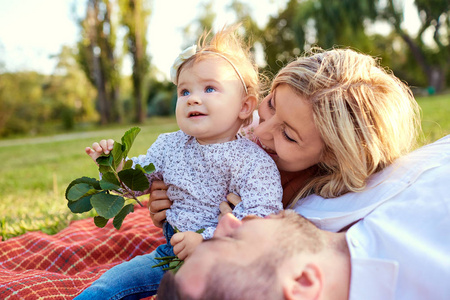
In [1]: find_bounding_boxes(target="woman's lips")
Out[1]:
[256,138,277,156]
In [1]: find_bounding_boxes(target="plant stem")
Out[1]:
[112,168,144,207]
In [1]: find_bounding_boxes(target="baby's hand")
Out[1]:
[85,139,115,163]
[170,231,203,260]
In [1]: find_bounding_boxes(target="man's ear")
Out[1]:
[283,264,322,300]
[238,94,257,120]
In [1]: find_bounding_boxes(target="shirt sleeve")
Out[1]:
[231,148,283,219]
[200,227,216,240]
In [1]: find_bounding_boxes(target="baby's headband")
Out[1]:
[170,45,248,94]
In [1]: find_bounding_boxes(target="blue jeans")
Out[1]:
[74,223,175,300]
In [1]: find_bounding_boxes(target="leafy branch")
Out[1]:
[65,127,155,229]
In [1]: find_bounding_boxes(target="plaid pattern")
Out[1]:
[0,204,164,299]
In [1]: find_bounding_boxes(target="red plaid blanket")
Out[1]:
[0,205,165,299]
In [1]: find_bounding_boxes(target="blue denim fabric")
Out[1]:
[74,222,175,300]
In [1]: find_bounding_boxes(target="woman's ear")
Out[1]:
[283,263,322,300]
[238,94,257,120]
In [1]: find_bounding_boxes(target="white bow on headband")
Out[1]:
[170,45,197,85]
[169,45,248,94]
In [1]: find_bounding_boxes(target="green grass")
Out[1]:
[416,94,450,145]
[0,116,179,240]
[0,93,449,240]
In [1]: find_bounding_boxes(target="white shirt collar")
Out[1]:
[293,135,450,232]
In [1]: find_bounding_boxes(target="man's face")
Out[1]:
[175,211,301,298]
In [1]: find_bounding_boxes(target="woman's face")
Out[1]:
[254,84,324,172]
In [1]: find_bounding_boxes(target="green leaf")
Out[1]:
[168,260,184,273]
[111,142,124,169]
[142,163,155,174]
[68,195,93,213]
[67,183,99,201]
[97,155,114,167]
[100,179,121,191]
[65,177,100,199]
[97,155,114,174]
[112,204,135,229]
[118,168,150,192]
[94,216,109,228]
[91,192,125,219]
[123,159,134,170]
[100,172,121,190]
[121,127,141,158]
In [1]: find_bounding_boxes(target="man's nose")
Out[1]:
[214,213,242,238]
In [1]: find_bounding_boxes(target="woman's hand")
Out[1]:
[148,180,172,228]
[218,193,242,221]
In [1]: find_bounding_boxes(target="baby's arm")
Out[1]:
[170,231,203,260]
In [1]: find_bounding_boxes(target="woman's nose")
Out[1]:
[254,114,274,140]
[214,213,242,238]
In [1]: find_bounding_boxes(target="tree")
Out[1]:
[76,0,122,125]
[45,46,98,129]
[261,0,449,92]
[0,72,48,136]
[382,0,449,92]
[119,0,151,123]
[260,0,379,75]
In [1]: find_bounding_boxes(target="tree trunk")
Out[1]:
[87,0,110,125]
[133,0,145,123]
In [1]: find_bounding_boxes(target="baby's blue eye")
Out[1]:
[205,86,215,93]
[181,90,190,96]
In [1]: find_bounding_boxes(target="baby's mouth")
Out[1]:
[188,112,206,118]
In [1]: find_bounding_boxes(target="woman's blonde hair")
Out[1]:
[272,48,421,204]
[176,24,259,127]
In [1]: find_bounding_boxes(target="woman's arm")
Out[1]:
[148,180,172,228]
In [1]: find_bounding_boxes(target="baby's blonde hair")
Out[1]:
[272,48,421,204]
[176,24,259,127]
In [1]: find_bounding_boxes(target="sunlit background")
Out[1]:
[0,0,448,240]
[0,0,422,78]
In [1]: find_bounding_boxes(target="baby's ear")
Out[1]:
[239,94,257,120]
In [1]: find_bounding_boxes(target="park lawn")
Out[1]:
[0,94,449,240]
[416,93,450,145]
[0,117,179,240]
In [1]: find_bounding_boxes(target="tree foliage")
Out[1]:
[258,0,449,92]
[77,0,122,125]
[382,0,450,91]
[0,47,97,137]
[119,0,151,123]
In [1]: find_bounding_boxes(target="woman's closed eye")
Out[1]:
[268,95,297,143]
[283,130,297,143]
